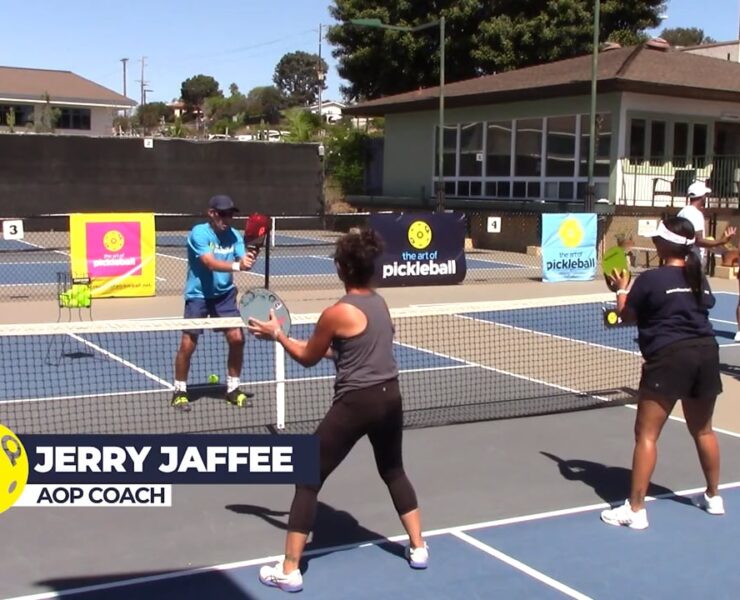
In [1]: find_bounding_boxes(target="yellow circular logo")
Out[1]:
[0,424,29,514]
[407,221,432,250]
[558,218,584,248]
[103,230,124,252]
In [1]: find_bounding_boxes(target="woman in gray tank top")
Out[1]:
[248,228,428,593]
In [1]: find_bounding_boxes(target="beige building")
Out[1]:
[345,43,740,208]
[0,66,136,136]
[681,40,740,63]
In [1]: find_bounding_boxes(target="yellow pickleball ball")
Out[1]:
[208,374,220,384]
[0,424,29,514]
[607,311,619,325]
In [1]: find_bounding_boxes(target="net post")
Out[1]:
[275,342,286,430]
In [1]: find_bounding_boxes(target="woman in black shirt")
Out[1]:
[601,216,724,530]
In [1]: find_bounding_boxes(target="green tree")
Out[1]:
[283,107,323,142]
[36,92,60,132]
[659,27,717,47]
[273,51,329,107]
[325,124,372,194]
[6,107,16,132]
[135,102,170,133]
[180,74,222,112]
[327,0,665,101]
[244,86,285,125]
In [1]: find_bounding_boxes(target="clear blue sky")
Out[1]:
[1,0,738,106]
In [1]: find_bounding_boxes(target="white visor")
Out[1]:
[649,221,695,246]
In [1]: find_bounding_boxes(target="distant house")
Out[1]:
[344,42,740,207]
[167,100,187,119]
[680,40,740,63]
[309,100,345,123]
[0,66,136,136]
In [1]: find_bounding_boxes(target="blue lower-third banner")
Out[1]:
[20,434,319,485]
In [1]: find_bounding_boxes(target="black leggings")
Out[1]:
[287,378,419,534]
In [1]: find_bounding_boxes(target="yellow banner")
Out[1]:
[69,213,156,298]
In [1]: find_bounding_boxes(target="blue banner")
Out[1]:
[541,214,597,282]
[21,435,319,485]
[369,212,467,286]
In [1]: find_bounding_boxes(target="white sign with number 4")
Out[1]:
[2,220,24,240]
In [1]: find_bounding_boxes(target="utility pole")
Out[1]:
[317,24,324,122]
[317,23,326,217]
[120,58,128,98]
[120,58,129,119]
[137,56,148,106]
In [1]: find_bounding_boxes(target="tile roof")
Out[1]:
[0,66,136,108]
[344,45,740,116]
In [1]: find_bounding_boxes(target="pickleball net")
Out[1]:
[0,293,640,435]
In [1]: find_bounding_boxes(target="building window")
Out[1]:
[546,116,576,177]
[515,118,542,176]
[649,121,666,165]
[459,123,483,176]
[693,123,708,167]
[0,104,34,127]
[56,108,91,130]
[673,122,689,167]
[486,121,511,176]
[579,113,611,177]
[435,125,458,178]
[629,119,646,162]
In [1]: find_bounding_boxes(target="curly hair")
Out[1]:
[333,228,385,287]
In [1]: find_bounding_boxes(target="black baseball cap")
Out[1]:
[208,195,239,212]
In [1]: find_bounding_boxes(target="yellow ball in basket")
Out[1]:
[0,424,29,514]
[208,374,220,384]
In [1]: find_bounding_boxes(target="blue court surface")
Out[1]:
[0,322,461,402]
[3,297,740,403]
[6,483,739,599]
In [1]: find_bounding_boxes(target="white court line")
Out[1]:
[0,388,169,406]
[8,480,740,600]
[451,530,592,600]
[68,333,173,389]
[457,312,641,357]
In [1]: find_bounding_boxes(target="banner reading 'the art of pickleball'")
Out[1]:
[69,213,156,298]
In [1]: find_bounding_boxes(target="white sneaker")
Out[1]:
[734,332,740,342]
[259,560,303,593]
[405,543,429,569]
[697,492,725,515]
[600,500,649,530]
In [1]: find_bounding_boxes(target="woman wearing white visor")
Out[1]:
[601,216,724,530]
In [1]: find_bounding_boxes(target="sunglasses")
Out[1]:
[214,209,236,218]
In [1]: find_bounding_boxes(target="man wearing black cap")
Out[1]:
[171,194,258,411]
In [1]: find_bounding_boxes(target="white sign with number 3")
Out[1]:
[2,220,24,240]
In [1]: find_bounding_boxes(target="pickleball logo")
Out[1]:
[103,230,125,252]
[558,218,584,248]
[0,424,29,514]
[407,220,432,250]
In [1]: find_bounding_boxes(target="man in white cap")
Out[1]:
[677,181,736,266]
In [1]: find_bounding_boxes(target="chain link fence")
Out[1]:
[0,207,711,305]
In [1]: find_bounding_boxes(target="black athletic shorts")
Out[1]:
[639,336,722,401]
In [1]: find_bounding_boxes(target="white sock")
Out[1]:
[174,380,187,392]
[227,376,240,393]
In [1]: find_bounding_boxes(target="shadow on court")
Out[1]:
[226,501,406,575]
[33,571,261,600]
[540,451,693,506]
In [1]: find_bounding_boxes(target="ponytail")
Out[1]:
[684,250,703,305]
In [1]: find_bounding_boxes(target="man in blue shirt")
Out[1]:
[172,194,258,411]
